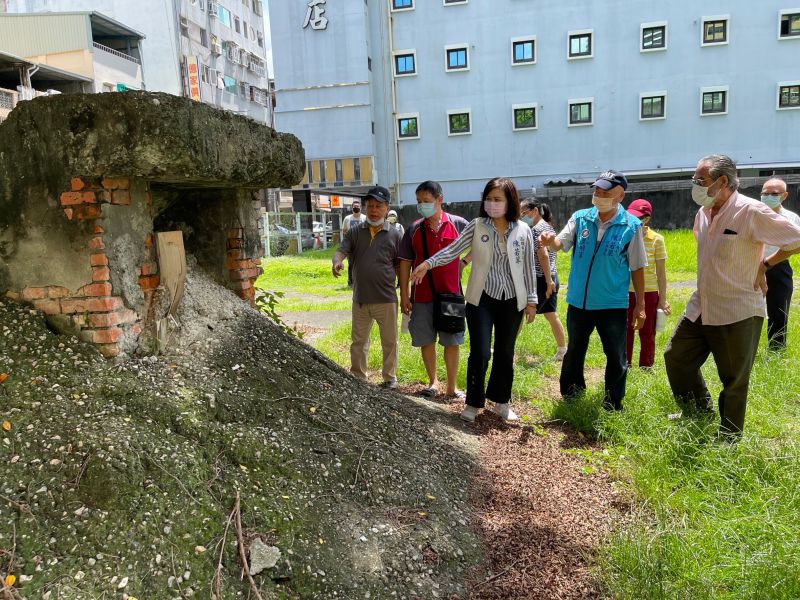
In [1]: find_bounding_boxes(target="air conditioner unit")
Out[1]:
[179,16,188,27]
[211,41,222,55]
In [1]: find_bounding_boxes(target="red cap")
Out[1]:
[627,198,652,218]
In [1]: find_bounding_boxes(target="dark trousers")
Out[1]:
[664,314,763,434]
[766,261,793,351]
[465,293,524,408]
[347,259,354,287]
[626,291,660,367]
[560,305,629,409]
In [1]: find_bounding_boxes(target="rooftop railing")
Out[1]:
[92,41,141,65]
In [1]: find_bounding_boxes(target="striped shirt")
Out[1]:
[425,218,537,304]
[533,221,557,276]
[686,191,800,326]
[629,228,667,293]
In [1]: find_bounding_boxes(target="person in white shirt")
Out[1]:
[664,155,800,437]
[760,177,800,351]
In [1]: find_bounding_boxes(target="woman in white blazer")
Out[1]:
[411,178,538,422]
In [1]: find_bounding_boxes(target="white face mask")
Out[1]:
[691,183,716,207]
[591,195,616,213]
[367,217,385,227]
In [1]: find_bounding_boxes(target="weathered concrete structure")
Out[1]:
[0,92,304,357]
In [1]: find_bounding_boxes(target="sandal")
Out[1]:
[418,386,438,398]
[445,390,466,400]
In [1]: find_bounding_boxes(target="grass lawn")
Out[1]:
[257,229,800,599]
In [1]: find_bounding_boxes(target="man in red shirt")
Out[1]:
[398,181,469,398]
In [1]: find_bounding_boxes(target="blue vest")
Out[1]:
[566,205,641,310]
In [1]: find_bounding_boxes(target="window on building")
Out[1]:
[512,38,536,65]
[447,110,471,135]
[568,99,593,126]
[307,161,313,184]
[641,24,666,51]
[334,159,344,184]
[780,12,800,38]
[701,88,728,115]
[354,158,361,182]
[444,0,467,4]
[200,28,208,47]
[180,16,189,37]
[199,0,205,10]
[201,63,210,83]
[257,31,264,47]
[392,0,413,10]
[223,75,237,94]
[218,6,232,27]
[239,82,248,97]
[318,160,327,184]
[568,30,593,58]
[512,104,537,130]
[368,57,372,71]
[234,16,241,33]
[702,16,728,45]
[397,114,420,139]
[778,83,800,109]
[640,93,666,119]
[394,52,416,76]
[445,46,469,71]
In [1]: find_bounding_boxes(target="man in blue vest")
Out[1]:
[539,171,648,410]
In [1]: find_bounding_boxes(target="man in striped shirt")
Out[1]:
[664,155,800,436]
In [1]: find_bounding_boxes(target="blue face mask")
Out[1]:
[520,215,534,227]
[417,202,437,218]
[761,194,782,209]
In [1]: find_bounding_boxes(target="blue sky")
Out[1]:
[261,0,273,75]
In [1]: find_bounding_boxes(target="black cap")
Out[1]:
[365,185,391,204]
[592,170,628,191]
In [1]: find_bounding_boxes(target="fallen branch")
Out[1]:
[211,505,235,600]
[472,559,523,590]
[352,443,372,487]
[234,491,264,600]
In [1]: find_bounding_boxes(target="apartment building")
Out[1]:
[3,0,272,123]
[269,0,800,204]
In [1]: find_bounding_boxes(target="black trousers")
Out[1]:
[766,261,793,351]
[560,305,629,410]
[664,314,763,434]
[464,293,524,408]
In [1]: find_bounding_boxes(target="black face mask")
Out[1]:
[353,207,360,213]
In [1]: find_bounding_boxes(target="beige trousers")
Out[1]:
[350,301,398,383]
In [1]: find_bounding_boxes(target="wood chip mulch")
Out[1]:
[416,387,628,600]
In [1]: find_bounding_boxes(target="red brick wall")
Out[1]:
[226,228,262,304]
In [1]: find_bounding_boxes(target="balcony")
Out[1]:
[92,41,140,65]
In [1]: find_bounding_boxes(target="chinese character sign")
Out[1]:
[185,55,202,102]
[303,0,328,30]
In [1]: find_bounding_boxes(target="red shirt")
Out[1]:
[399,212,468,303]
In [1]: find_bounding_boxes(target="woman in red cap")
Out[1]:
[625,198,670,368]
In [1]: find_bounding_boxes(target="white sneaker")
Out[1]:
[490,402,519,422]
[460,406,479,422]
[553,347,567,362]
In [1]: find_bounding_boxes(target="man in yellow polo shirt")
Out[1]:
[626,199,670,368]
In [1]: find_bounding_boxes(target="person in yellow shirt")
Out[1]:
[626,199,670,368]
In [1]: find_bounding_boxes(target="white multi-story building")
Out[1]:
[2,0,272,124]
[269,0,800,205]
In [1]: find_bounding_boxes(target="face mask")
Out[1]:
[353,207,361,214]
[387,216,397,224]
[520,215,534,227]
[367,217,385,227]
[417,202,437,218]
[761,194,782,209]
[591,195,616,213]
[484,201,507,218]
[691,183,716,207]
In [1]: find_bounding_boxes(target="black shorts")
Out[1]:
[536,273,559,314]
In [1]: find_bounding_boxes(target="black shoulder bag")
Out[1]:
[420,224,466,333]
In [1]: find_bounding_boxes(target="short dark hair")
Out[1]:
[415,180,443,199]
[479,177,521,222]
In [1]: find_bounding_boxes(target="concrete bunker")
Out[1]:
[0,92,304,357]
